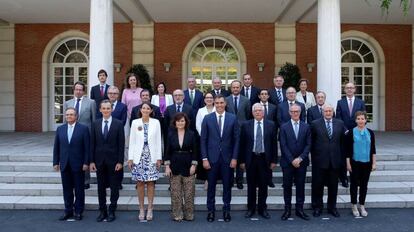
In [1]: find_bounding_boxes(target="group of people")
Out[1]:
[52,70,377,223]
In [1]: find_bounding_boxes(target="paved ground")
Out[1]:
[0,209,413,232]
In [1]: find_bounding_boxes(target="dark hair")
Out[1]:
[214,94,225,101]
[73,81,86,91]
[171,112,190,129]
[126,73,141,89]
[137,102,154,118]
[97,69,108,77]
[355,111,368,120]
[140,89,151,97]
[259,88,269,95]
[155,82,167,94]
[99,99,111,109]
[298,78,309,86]
[204,92,214,98]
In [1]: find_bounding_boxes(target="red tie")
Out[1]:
[100,85,104,97]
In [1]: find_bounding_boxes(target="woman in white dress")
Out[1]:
[195,92,215,189]
[296,79,316,110]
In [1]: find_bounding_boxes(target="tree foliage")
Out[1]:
[126,64,153,94]
[278,62,302,90]
[380,0,411,15]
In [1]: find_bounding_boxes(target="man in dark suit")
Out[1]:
[279,104,311,221]
[239,103,277,219]
[97,86,127,125]
[130,89,162,127]
[201,94,239,222]
[307,91,327,124]
[241,73,260,105]
[165,89,194,135]
[184,76,204,115]
[311,104,346,218]
[90,69,110,110]
[226,80,251,189]
[258,88,278,188]
[90,100,125,222]
[277,87,306,126]
[53,107,90,221]
[211,77,230,97]
[336,82,366,188]
[269,75,287,105]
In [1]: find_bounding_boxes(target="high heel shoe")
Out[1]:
[146,208,153,221]
[351,204,360,217]
[138,208,145,221]
[359,205,368,217]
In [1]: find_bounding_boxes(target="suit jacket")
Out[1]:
[269,88,286,105]
[239,119,278,168]
[164,103,194,131]
[53,123,90,171]
[225,95,251,122]
[262,102,278,127]
[277,101,306,126]
[279,121,311,168]
[130,103,162,127]
[90,118,125,167]
[336,97,366,130]
[310,118,346,169]
[64,97,96,131]
[90,84,110,108]
[296,91,316,110]
[111,101,127,126]
[128,118,162,164]
[184,89,204,114]
[241,85,260,105]
[164,129,198,176]
[307,105,324,124]
[210,88,230,97]
[200,112,239,164]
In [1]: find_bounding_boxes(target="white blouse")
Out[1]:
[195,106,216,135]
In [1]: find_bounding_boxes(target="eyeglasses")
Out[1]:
[108,92,118,95]
[173,94,184,96]
[289,110,300,113]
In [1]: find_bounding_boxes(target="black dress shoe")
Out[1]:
[119,184,123,190]
[245,210,254,218]
[96,211,108,222]
[84,184,90,189]
[295,210,310,221]
[341,179,349,188]
[313,209,322,217]
[328,209,340,217]
[207,212,215,222]
[74,213,82,221]
[236,183,244,190]
[268,182,275,188]
[223,211,231,222]
[258,210,271,219]
[59,212,73,221]
[106,211,116,222]
[281,209,291,220]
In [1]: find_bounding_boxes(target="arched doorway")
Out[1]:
[49,38,89,130]
[341,37,378,129]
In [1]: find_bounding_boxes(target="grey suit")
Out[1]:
[225,95,251,122]
[64,96,96,186]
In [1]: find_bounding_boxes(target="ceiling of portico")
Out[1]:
[0,0,413,25]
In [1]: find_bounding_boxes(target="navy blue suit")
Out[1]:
[268,88,286,105]
[90,84,110,112]
[239,119,277,213]
[307,105,323,124]
[241,86,260,105]
[210,88,230,97]
[53,123,90,215]
[111,101,127,126]
[201,112,239,212]
[277,101,306,126]
[184,89,204,115]
[336,97,366,130]
[279,121,311,210]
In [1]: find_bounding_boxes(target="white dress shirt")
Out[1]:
[215,111,225,137]
[102,116,112,134]
[253,119,265,153]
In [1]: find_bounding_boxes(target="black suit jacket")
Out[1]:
[130,103,162,127]
[310,118,346,169]
[336,97,366,130]
[210,88,230,97]
[239,119,278,169]
[164,129,198,176]
[165,103,195,132]
[279,121,311,168]
[277,101,306,126]
[262,102,278,128]
[307,105,323,124]
[241,86,260,105]
[90,118,125,167]
[268,88,286,105]
[90,84,110,108]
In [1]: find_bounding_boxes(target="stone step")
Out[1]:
[1,170,414,184]
[1,153,414,162]
[1,194,413,210]
[1,160,413,172]
[0,182,412,197]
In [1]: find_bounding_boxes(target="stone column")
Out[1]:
[89,0,114,92]
[317,0,341,108]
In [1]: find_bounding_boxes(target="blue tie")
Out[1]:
[255,121,263,153]
[327,120,332,139]
[67,125,74,143]
[294,122,299,139]
[218,115,223,138]
[103,120,109,139]
[277,90,282,103]
[234,96,238,114]
[75,98,81,116]
[177,104,181,112]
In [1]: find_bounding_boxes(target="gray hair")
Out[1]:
[252,103,264,112]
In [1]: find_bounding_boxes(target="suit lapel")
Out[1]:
[62,124,69,145]
[212,113,221,136]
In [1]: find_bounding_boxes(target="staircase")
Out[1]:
[1,147,414,210]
